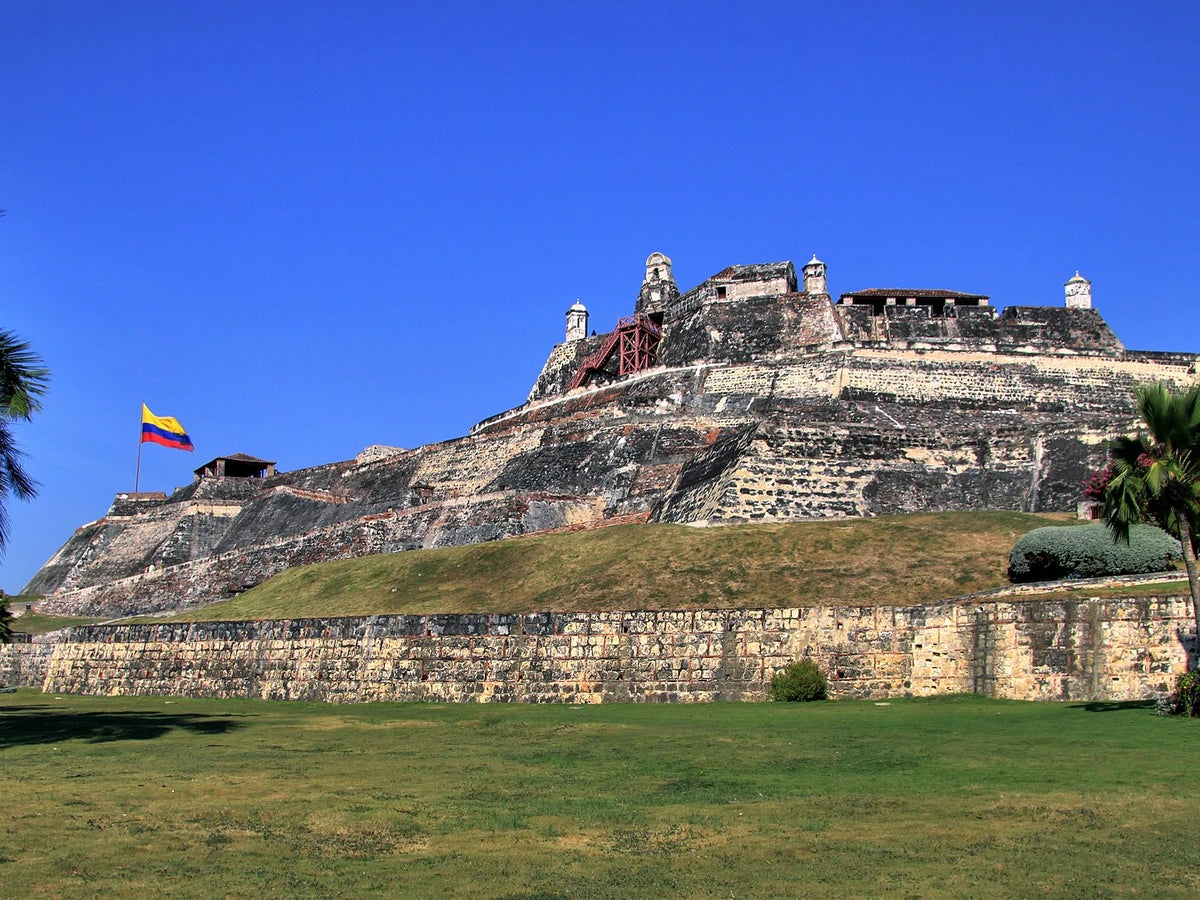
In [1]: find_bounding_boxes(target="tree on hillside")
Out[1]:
[0,328,49,642]
[0,596,12,644]
[1102,382,1200,668]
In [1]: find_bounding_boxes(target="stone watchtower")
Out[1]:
[565,300,589,342]
[1065,271,1092,309]
[802,254,828,294]
[636,252,680,316]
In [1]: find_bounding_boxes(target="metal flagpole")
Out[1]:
[134,406,143,493]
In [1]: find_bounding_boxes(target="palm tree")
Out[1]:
[0,328,47,643]
[1103,382,1200,667]
[0,328,49,552]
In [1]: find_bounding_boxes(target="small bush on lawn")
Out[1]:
[1007,523,1180,583]
[1164,671,1200,717]
[770,659,828,702]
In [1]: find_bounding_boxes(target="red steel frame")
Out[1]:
[567,313,662,391]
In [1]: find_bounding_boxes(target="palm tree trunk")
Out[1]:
[1175,510,1200,670]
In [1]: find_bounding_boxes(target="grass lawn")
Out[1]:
[146,511,1078,622]
[2,690,1196,898]
[8,611,100,636]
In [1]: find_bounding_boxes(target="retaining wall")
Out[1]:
[4,594,1192,703]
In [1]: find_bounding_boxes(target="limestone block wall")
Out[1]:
[13,594,1191,703]
[660,293,840,367]
[840,349,1194,413]
[31,505,189,595]
[1,639,54,688]
[651,427,758,523]
[704,421,1099,521]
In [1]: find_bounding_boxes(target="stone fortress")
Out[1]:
[25,251,1200,623]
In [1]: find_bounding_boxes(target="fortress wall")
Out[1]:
[700,356,845,402]
[651,427,758,523]
[668,350,1200,522]
[1,640,54,688]
[705,423,1094,521]
[694,349,1196,416]
[49,506,190,592]
[691,349,1196,419]
[841,350,1196,411]
[528,338,598,401]
[661,294,839,367]
[13,594,1190,702]
[21,521,110,596]
[410,428,549,496]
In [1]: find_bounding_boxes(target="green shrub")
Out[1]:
[769,658,828,702]
[1007,524,1180,583]
[1167,671,1200,717]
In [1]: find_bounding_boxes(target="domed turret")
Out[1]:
[637,251,679,315]
[1065,271,1092,309]
[802,254,827,295]
[565,300,589,342]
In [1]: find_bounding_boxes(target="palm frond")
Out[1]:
[0,329,50,420]
[1109,434,1148,472]
[0,422,38,500]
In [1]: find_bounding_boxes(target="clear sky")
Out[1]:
[2,1,1199,591]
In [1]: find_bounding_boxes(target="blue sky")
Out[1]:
[2,1,1199,590]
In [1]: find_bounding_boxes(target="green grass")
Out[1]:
[9,612,102,635]
[148,511,1076,622]
[2,690,1196,897]
[1003,577,1189,604]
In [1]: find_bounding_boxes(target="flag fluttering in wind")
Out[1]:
[140,403,194,452]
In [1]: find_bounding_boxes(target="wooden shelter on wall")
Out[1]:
[193,453,277,482]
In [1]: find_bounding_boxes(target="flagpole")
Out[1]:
[134,407,143,493]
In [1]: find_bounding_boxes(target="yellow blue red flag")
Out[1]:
[141,403,194,451]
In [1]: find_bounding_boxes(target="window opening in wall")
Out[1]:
[716,286,727,299]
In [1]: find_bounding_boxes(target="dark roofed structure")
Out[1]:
[193,453,277,482]
[839,288,990,316]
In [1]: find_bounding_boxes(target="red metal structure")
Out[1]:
[567,313,662,391]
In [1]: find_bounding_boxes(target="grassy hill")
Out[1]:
[145,510,1087,623]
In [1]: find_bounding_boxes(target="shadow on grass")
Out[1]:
[0,705,246,747]
[1068,699,1157,713]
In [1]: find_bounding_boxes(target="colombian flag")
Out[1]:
[141,404,194,451]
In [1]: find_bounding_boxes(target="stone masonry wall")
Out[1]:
[1,639,54,689]
[10,594,1191,703]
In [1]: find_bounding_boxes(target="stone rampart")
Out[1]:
[9,594,1191,703]
[1,638,54,688]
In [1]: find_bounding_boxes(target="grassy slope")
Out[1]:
[2,691,1196,897]
[9,612,101,635]
[155,511,1076,622]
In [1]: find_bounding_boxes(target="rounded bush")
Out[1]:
[1008,523,1180,583]
[1168,671,1200,717]
[769,658,829,702]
